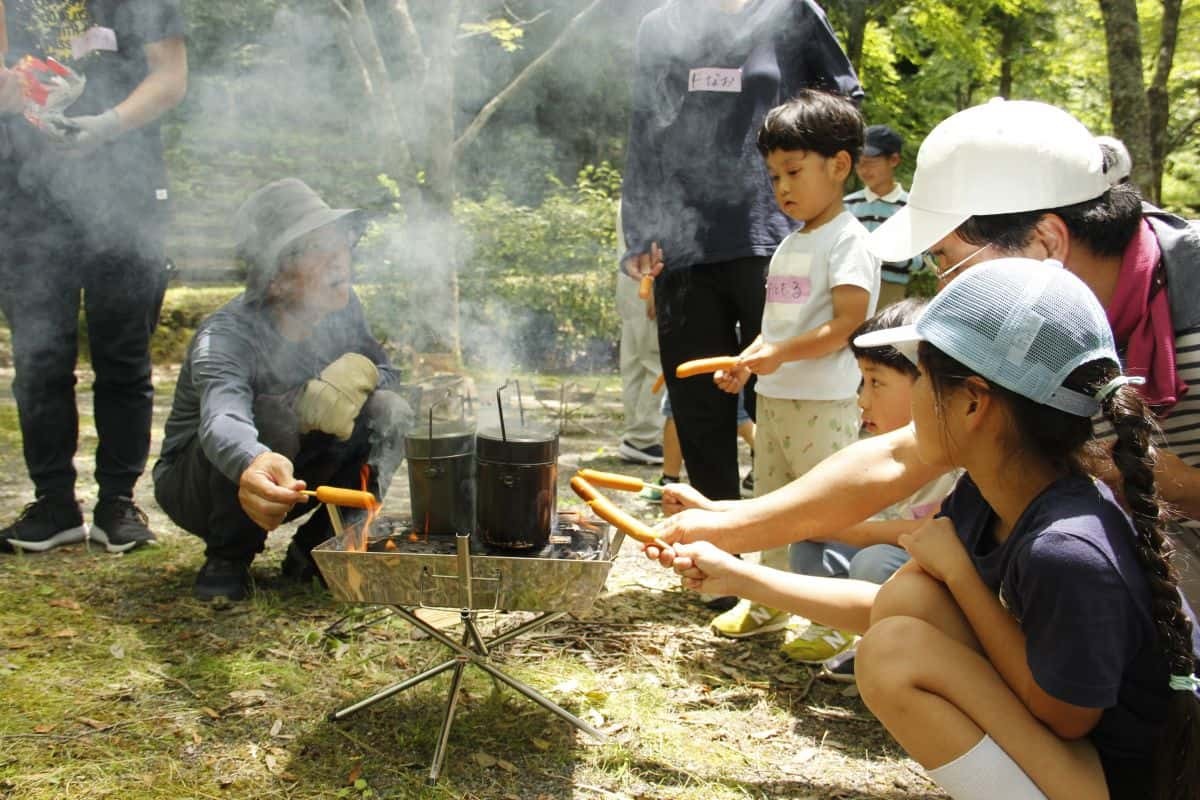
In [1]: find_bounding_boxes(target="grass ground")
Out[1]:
[0,364,946,800]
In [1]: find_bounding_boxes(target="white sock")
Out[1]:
[925,735,1047,800]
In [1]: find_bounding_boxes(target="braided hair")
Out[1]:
[921,346,1200,799]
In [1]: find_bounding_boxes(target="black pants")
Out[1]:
[153,394,400,562]
[655,257,768,501]
[0,206,168,502]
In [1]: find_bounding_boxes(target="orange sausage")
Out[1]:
[308,487,378,509]
[569,477,671,549]
[676,356,738,379]
[638,274,654,300]
[651,373,665,394]
[577,469,644,493]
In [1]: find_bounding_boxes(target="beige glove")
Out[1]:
[294,353,379,440]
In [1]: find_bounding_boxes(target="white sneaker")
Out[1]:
[618,440,664,465]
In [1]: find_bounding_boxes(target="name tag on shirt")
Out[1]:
[688,68,742,93]
[764,249,813,318]
[71,27,118,60]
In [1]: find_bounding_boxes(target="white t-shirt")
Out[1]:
[755,211,880,400]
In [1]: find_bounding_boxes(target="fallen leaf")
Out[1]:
[109,644,125,659]
[346,762,362,786]
[77,717,111,730]
[472,751,497,768]
[280,771,298,782]
[33,724,54,734]
[50,629,77,638]
[201,707,221,720]
[531,737,552,751]
[227,689,268,708]
[269,719,283,737]
[496,758,517,773]
[264,754,279,774]
[48,598,81,611]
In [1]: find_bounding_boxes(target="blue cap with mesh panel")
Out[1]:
[853,258,1120,417]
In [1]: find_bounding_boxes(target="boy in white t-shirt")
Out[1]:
[711,90,880,640]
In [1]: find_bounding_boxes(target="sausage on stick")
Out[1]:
[302,487,378,509]
[576,469,644,493]
[651,373,665,394]
[570,476,673,552]
[676,356,738,379]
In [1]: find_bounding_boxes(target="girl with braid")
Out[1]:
[662,259,1200,799]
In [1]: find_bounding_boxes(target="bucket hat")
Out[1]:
[853,258,1120,417]
[235,178,367,302]
[868,100,1112,263]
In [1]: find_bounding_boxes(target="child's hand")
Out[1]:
[661,482,717,516]
[622,241,665,280]
[713,365,749,394]
[898,517,972,585]
[739,340,785,376]
[671,541,743,596]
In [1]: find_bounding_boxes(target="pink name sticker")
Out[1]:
[71,26,118,60]
[688,68,742,93]
[766,275,811,304]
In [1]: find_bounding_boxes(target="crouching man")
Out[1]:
[153,178,414,602]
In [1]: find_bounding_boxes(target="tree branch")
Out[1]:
[388,0,429,79]
[452,0,607,159]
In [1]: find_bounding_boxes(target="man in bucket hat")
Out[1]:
[153,178,415,602]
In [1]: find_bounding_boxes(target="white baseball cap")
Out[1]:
[853,258,1120,417]
[868,99,1111,263]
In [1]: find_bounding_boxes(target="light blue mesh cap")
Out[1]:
[854,258,1120,417]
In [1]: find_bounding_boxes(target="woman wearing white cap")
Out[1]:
[664,259,1200,799]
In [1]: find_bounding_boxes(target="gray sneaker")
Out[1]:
[90,497,157,553]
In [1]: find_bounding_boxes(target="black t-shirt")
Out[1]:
[2,0,185,232]
[941,474,1200,773]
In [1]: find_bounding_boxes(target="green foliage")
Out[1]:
[461,18,526,52]
[361,164,621,371]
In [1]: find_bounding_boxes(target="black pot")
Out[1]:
[405,424,476,535]
[474,425,558,550]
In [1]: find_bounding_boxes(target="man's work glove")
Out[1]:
[42,108,122,155]
[294,353,379,441]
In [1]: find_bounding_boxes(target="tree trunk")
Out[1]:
[996,13,1018,100]
[1096,0,1155,200]
[1146,0,1182,202]
[840,0,868,73]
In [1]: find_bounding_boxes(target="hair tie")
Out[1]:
[1169,673,1200,692]
[1095,375,1145,404]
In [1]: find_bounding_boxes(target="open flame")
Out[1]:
[345,465,381,552]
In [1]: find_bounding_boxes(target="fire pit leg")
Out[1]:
[428,655,470,784]
[327,658,458,722]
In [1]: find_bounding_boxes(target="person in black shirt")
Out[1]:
[0,0,187,553]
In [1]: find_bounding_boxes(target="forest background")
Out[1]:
[162,0,1200,372]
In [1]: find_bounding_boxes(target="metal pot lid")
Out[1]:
[475,425,559,463]
[404,424,475,458]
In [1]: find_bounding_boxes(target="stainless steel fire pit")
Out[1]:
[311,512,623,783]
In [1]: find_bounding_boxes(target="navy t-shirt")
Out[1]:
[941,474,1200,767]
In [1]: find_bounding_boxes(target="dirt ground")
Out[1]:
[0,364,948,800]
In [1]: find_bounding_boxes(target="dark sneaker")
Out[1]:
[0,498,88,553]
[280,541,328,588]
[819,649,857,683]
[194,557,253,602]
[618,440,664,465]
[90,497,156,553]
[740,470,755,498]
